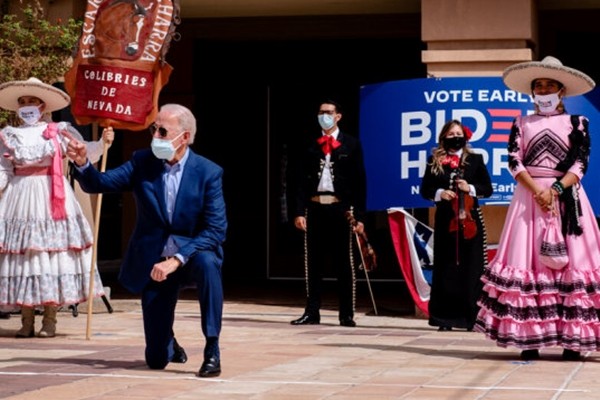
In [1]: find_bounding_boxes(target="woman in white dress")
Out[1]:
[0,77,111,338]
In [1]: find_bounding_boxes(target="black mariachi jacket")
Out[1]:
[293,131,367,219]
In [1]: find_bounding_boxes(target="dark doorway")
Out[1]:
[190,36,426,283]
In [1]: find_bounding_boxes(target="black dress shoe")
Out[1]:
[171,339,188,364]
[291,314,320,325]
[520,349,540,361]
[198,356,221,378]
[339,317,356,327]
[562,349,581,361]
[438,326,452,332]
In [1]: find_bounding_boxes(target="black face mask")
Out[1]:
[443,137,466,151]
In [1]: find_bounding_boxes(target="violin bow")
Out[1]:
[451,170,461,266]
[346,209,378,316]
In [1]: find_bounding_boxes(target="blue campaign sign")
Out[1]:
[360,77,600,211]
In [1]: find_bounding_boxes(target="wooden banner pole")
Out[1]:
[86,125,110,340]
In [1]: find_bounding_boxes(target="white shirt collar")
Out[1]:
[321,128,339,140]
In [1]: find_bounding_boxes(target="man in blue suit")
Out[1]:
[67,104,227,378]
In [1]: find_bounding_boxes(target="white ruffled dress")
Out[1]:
[0,121,105,309]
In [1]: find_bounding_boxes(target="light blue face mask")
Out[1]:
[151,132,184,160]
[318,114,335,130]
[18,105,42,125]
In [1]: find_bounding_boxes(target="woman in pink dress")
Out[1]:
[475,56,600,361]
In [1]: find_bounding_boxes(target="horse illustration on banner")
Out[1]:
[94,0,151,59]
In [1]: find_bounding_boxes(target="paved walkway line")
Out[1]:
[0,371,589,394]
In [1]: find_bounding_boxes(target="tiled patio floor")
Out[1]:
[1,280,599,399]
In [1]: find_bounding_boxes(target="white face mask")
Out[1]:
[318,114,335,130]
[534,93,561,113]
[151,132,184,160]
[17,105,42,125]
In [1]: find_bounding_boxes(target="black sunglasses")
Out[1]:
[149,124,169,138]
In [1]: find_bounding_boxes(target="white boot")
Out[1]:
[15,307,35,338]
[38,306,57,338]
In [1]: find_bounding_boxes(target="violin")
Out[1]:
[448,170,478,240]
[345,210,377,272]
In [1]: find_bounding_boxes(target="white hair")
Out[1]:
[160,103,197,144]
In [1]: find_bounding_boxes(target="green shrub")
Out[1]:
[0,1,82,127]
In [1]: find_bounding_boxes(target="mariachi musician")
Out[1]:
[290,99,367,328]
[421,119,493,332]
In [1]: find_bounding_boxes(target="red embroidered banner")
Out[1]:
[72,64,154,125]
[65,0,180,130]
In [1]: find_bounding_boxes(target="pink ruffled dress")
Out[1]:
[0,121,105,310]
[475,112,600,352]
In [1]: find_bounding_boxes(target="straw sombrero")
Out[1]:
[0,77,70,112]
[503,56,595,97]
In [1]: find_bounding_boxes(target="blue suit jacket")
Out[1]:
[72,149,227,294]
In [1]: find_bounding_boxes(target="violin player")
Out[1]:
[421,120,493,332]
